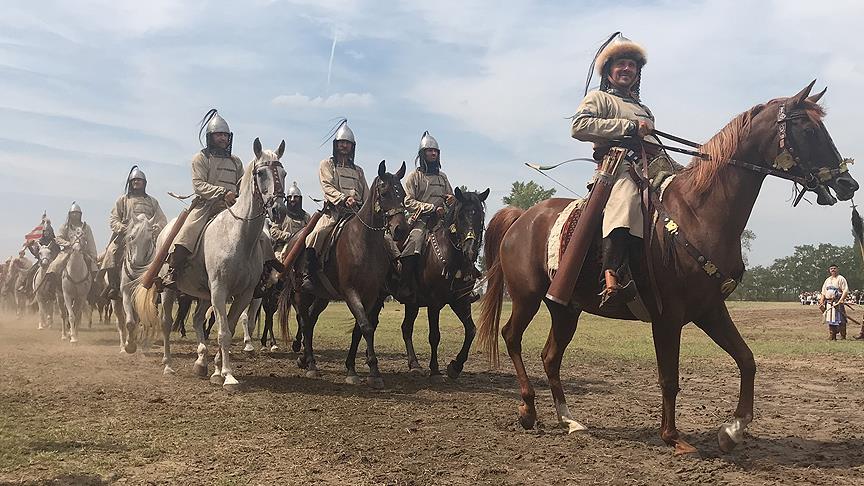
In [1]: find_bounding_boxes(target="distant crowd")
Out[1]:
[800,290,863,305]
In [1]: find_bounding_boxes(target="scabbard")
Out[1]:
[140,197,200,290]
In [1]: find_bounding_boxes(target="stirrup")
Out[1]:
[598,270,627,307]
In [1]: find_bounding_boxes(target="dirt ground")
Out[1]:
[1,302,864,485]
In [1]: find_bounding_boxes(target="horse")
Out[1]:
[60,229,94,343]
[476,81,859,454]
[33,245,64,330]
[286,160,409,388]
[396,187,489,380]
[136,138,287,389]
[116,214,158,353]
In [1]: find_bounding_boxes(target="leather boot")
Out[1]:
[397,255,419,303]
[105,268,120,300]
[161,246,190,290]
[599,229,627,305]
[299,249,319,293]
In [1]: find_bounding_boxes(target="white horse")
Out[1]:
[136,138,287,390]
[117,214,158,354]
[33,245,61,330]
[61,229,93,343]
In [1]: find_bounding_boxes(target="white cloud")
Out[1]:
[271,92,374,109]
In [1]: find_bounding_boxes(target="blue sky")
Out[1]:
[1,0,862,267]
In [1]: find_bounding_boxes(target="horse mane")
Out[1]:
[683,98,826,192]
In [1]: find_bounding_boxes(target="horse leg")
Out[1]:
[300,297,327,378]
[158,290,176,375]
[220,291,251,392]
[361,297,386,389]
[208,289,231,388]
[693,304,756,453]
[651,321,695,455]
[446,300,477,380]
[502,296,542,429]
[542,304,585,432]
[191,299,210,378]
[400,304,422,372]
[345,322,363,385]
[428,305,443,380]
[242,298,261,353]
[292,299,304,353]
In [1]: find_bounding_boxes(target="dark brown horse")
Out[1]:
[286,160,409,388]
[477,81,858,454]
[396,187,489,379]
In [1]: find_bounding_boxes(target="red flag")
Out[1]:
[24,212,47,243]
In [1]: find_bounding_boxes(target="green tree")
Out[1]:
[502,181,556,209]
[741,228,755,268]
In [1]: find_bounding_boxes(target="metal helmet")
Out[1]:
[69,202,82,214]
[287,181,302,198]
[334,120,356,144]
[419,131,439,151]
[128,167,146,182]
[206,112,231,134]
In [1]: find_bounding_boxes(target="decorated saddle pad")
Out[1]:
[546,198,587,276]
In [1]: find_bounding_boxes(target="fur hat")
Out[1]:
[595,39,647,75]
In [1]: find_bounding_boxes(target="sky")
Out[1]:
[0,0,862,267]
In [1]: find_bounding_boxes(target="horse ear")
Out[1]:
[378,160,386,178]
[396,161,406,179]
[253,138,262,159]
[276,140,286,159]
[792,79,817,106]
[807,87,827,104]
[454,186,463,201]
[479,188,490,202]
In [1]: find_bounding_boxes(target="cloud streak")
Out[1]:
[271,92,374,109]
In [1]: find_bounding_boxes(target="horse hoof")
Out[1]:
[429,373,446,384]
[243,344,255,353]
[125,343,137,354]
[291,342,301,353]
[367,376,385,389]
[210,374,225,385]
[345,375,362,385]
[518,414,536,430]
[163,366,176,375]
[223,377,241,393]
[305,370,321,379]
[718,425,742,453]
[70,337,78,344]
[296,357,307,369]
[408,366,424,375]
[673,439,699,456]
[61,336,68,341]
[446,362,462,379]
[193,363,208,378]
[270,345,279,352]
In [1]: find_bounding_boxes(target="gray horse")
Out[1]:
[33,245,65,330]
[117,214,158,353]
[136,138,287,390]
[60,229,93,343]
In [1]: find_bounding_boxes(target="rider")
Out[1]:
[570,32,677,302]
[46,202,99,277]
[269,181,310,252]
[101,166,167,299]
[300,119,368,292]
[397,131,456,302]
[163,110,244,289]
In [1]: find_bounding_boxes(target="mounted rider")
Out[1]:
[570,32,678,302]
[163,110,245,288]
[46,202,99,276]
[300,119,369,292]
[101,166,167,299]
[269,181,310,252]
[396,131,455,301]
[18,217,60,292]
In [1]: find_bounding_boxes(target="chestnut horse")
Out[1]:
[478,81,858,454]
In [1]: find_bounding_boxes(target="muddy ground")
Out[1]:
[1,302,863,485]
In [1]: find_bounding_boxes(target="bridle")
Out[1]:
[650,101,852,206]
[443,202,482,257]
[347,177,405,233]
[226,159,286,221]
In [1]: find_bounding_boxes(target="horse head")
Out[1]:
[125,214,156,268]
[451,187,490,263]
[756,80,857,205]
[376,160,409,241]
[252,137,288,224]
[38,245,52,267]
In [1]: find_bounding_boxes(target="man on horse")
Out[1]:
[570,33,678,302]
[163,110,244,288]
[396,131,455,302]
[47,202,99,277]
[819,264,849,340]
[18,217,60,292]
[101,166,167,299]
[300,119,369,292]
[269,181,310,252]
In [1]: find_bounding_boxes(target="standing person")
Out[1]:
[101,166,167,299]
[819,264,849,340]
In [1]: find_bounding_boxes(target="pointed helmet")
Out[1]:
[419,131,439,151]
[334,119,356,144]
[287,181,302,198]
[69,201,82,214]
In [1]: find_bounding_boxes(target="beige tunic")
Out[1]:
[571,89,657,238]
[173,150,244,253]
[102,194,168,270]
[270,211,311,251]
[306,158,368,253]
[402,169,454,257]
[49,221,99,273]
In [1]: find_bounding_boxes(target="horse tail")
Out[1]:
[132,284,160,347]
[278,284,293,346]
[477,206,524,368]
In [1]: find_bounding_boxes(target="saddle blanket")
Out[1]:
[546,198,587,277]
